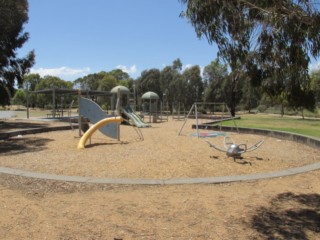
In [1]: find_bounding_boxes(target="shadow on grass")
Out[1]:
[0,121,49,133]
[0,137,53,155]
[252,192,320,239]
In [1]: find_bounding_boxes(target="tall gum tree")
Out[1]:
[179,0,320,115]
[0,0,35,106]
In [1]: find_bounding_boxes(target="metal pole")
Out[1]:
[52,88,56,118]
[195,103,199,139]
[26,86,29,119]
[178,103,195,136]
[78,90,82,137]
[117,88,121,141]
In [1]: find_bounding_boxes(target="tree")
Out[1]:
[24,73,41,91]
[159,59,185,112]
[172,58,183,71]
[23,73,41,107]
[0,0,35,106]
[182,65,203,108]
[136,68,161,96]
[12,89,26,106]
[109,69,130,81]
[98,74,118,92]
[74,73,104,91]
[239,76,261,113]
[310,69,320,105]
[35,76,73,108]
[203,59,228,103]
[180,0,320,115]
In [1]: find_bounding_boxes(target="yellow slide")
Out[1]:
[77,116,122,149]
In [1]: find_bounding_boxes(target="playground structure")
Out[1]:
[77,116,123,149]
[206,136,265,161]
[77,86,147,148]
[79,97,120,140]
[122,105,150,128]
[141,91,159,123]
[178,102,239,137]
[110,86,151,128]
[158,100,169,122]
[172,102,186,121]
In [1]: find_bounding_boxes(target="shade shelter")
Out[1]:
[141,91,159,123]
[110,86,130,115]
[33,88,110,118]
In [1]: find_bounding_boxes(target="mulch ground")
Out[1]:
[0,118,319,239]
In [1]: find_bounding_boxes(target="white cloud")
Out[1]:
[116,64,137,75]
[182,64,193,71]
[30,66,91,80]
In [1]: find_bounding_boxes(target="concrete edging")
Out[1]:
[1,124,320,185]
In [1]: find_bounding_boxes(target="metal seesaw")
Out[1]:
[206,136,265,161]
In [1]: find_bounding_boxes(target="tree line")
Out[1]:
[10,57,320,117]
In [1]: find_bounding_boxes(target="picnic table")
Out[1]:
[47,110,64,118]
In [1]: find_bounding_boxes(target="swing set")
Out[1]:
[178,102,239,137]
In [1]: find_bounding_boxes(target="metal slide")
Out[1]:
[122,106,151,128]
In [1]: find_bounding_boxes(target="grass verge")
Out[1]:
[222,114,320,139]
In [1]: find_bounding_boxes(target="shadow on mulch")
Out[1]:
[0,174,123,196]
[0,137,53,155]
[251,192,320,239]
[0,121,49,133]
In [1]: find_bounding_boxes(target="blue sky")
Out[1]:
[18,0,220,81]
[19,0,320,81]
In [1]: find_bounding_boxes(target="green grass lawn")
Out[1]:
[222,114,320,139]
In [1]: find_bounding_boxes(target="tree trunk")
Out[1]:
[301,108,305,119]
[230,91,236,117]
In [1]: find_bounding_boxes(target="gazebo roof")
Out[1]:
[141,91,159,100]
[110,85,130,95]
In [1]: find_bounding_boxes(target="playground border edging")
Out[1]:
[0,124,320,185]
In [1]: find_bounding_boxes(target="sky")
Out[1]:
[18,0,220,81]
[19,0,320,82]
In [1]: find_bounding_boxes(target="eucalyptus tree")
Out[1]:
[203,59,228,103]
[95,74,117,104]
[159,59,185,113]
[109,69,130,81]
[0,0,35,106]
[109,69,134,92]
[172,58,183,71]
[98,74,118,92]
[182,65,203,108]
[310,69,320,104]
[35,76,73,108]
[21,73,41,107]
[180,0,320,115]
[160,66,178,103]
[239,76,261,113]
[74,72,105,91]
[24,73,41,91]
[12,89,26,106]
[136,68,161,97]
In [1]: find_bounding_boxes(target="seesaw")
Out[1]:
[206,136,264,161]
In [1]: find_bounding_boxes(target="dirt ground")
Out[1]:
[0,118,319,239]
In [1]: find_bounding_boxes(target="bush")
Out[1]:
[257,105,267,113]
[101,103,109,110]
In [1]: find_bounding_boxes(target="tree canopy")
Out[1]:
[179,0,320,114]
[0,0,35,106]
